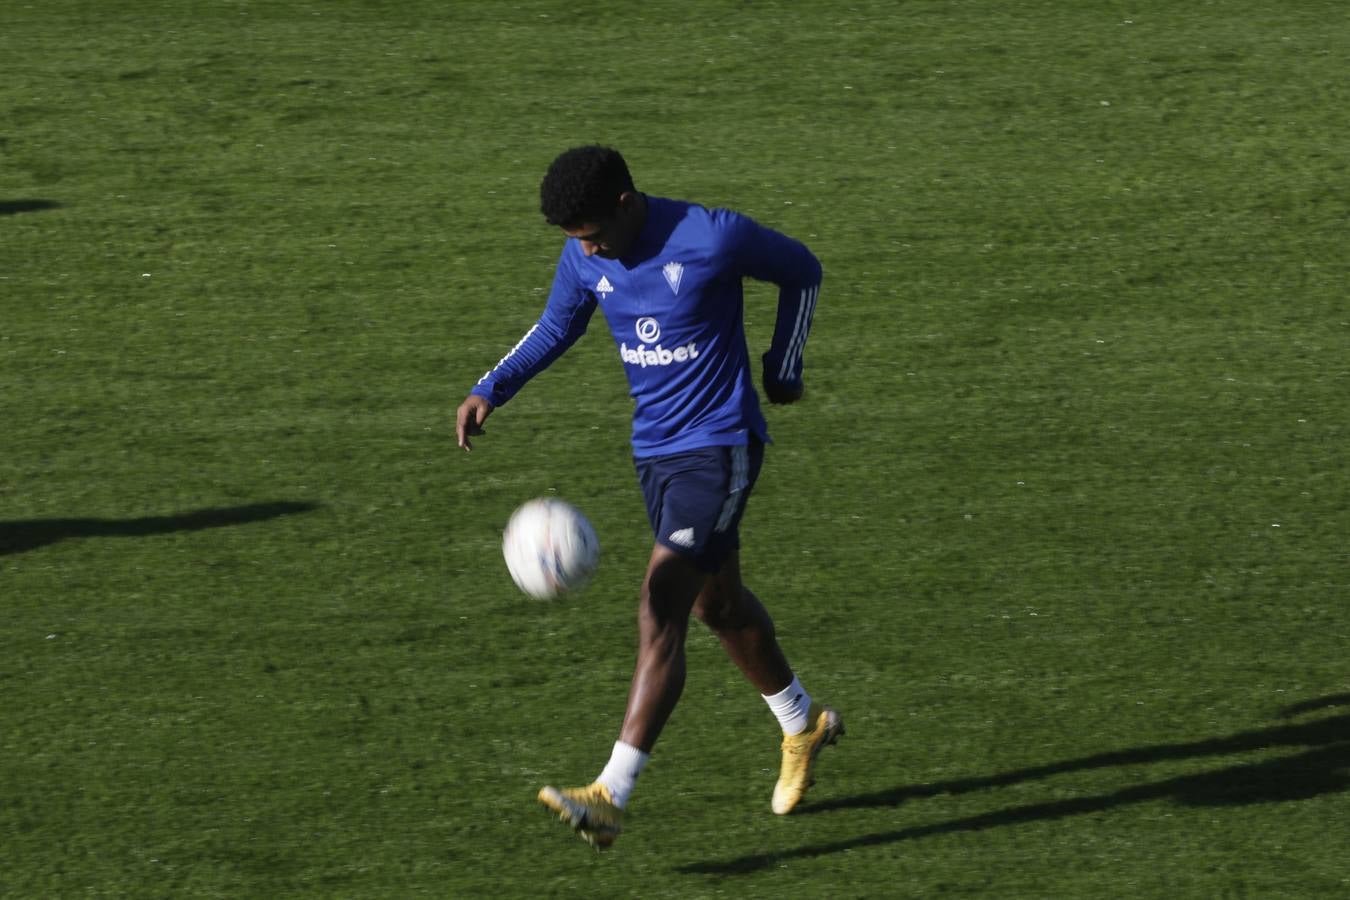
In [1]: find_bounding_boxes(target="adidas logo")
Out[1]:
[596,276,614,296]
[668,527,695,548]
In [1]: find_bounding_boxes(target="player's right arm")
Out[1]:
[457,249,596,452]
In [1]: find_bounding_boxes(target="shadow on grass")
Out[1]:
[680,700,1350,875]
[0,501,321,555]
[0,199,61,215]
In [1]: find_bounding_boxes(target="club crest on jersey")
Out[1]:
[661,262,684,295]
[595,276,614,297]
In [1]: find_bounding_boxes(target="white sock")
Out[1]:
[595,741,648,809]
[763,675,813,736]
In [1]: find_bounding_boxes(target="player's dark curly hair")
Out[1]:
[539,146,636,227]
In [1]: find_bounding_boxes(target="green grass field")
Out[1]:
[3,1,1347,896]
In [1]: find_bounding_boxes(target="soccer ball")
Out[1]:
[502,497,600,600]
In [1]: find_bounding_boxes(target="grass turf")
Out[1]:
[2,1,1347,896]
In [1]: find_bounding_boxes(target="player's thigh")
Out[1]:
[640,542,707,629]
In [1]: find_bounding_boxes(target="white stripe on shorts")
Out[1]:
[714,445,750,533]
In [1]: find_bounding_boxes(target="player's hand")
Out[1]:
[455,394,494,451]
[764,378,804,405]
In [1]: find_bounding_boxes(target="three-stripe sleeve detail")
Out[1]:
[476,323,540,386]
[778,285,819,381]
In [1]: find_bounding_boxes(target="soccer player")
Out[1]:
[455,146,842,849]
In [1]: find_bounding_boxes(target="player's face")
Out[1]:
[562,191,645,259]
[564,218,627,259]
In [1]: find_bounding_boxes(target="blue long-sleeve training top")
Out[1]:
[471,196,822,458]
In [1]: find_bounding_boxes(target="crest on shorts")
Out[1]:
[661,261,684,295]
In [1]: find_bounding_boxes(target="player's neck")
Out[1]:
[631,192,649,234]
[624,193,651,259]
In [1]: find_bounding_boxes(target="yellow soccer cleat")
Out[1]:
[537,782,623,849]
[772,704,844,815]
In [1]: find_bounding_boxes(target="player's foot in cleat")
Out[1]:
[772,703,844,815]
[537,782,623,849]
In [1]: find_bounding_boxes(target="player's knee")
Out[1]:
[637,596,689,660]
[696,607,728,632]
[694,581,743,631]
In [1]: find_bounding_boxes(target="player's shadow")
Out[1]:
[0,501,320,556]
[680,698,1350,875]
[0,199,61,215]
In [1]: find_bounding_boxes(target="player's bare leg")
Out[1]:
[617,543,707,752]
[692,550,793,695]
[694,549,843,814]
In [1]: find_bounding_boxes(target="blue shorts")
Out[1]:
[635,440,765,573]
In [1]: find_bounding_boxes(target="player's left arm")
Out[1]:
[721,210,823,404]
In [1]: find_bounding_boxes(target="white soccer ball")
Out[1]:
[502,497,600,600]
